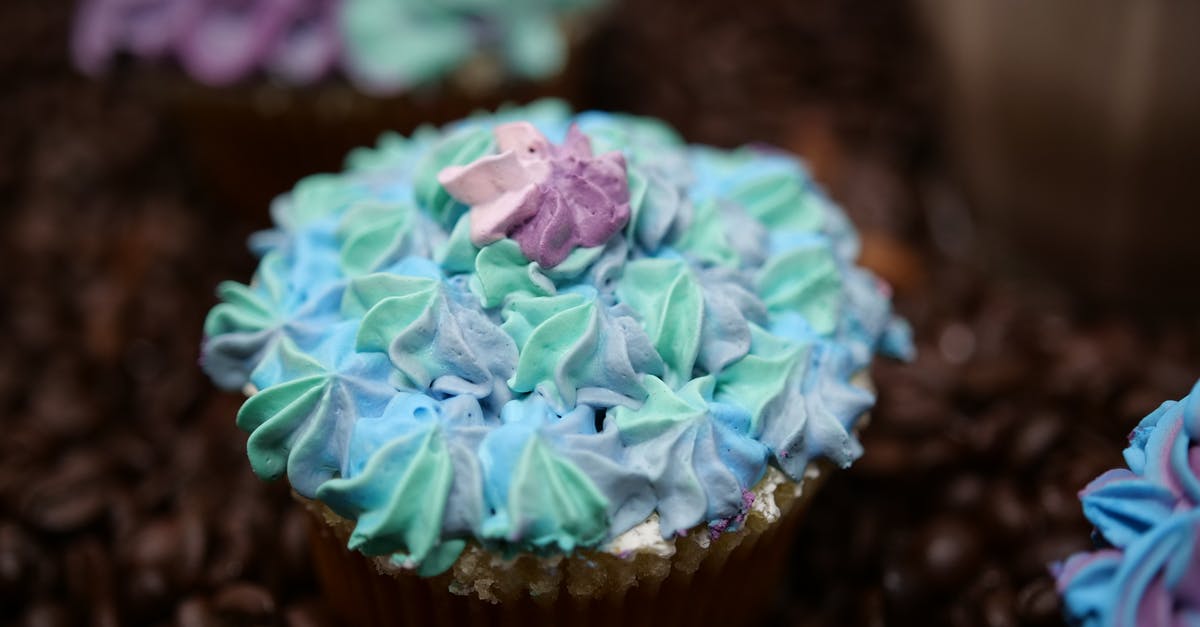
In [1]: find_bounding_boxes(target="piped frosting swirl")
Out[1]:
[1054,379,1200,627]
[201,100,912,574]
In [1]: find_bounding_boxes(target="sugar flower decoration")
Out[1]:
[1053,379,1200,627]
[437,122,631,268]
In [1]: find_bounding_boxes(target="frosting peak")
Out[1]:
[1054,379,1200,627]
[438,123,631,268]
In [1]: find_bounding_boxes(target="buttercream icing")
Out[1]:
[438,122,630,268]
[201,100,912,575]
[1054,379,1200,627]
[71,0,603,92]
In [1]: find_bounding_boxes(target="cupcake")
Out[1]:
[1053,379,1200,627]
[71,0,607,214]
[200,100,912,626]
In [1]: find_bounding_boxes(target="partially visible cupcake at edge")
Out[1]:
[200,100,913,626]
[71,0,608,213]
[1053,379,1200,627]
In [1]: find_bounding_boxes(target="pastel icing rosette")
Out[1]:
[200,101,912,575]
[1053,379,1200,627]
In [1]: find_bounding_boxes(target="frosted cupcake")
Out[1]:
[201,100,911,626]
[1053,380,1200,627]
[71,0,607,213]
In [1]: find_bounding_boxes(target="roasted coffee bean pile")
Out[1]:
[1,6,329,625]
[590,0,929,150]
[0,125,331,617]
[5,2,1200,626]
[781,173,1200,625]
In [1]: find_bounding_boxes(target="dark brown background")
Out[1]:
[2,1,1199,626]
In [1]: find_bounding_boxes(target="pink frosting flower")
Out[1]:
[437,122,630,268]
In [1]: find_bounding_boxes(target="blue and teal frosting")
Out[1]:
[1054,379,1200,627]
[201,100,912,575]
[73,0,604,92]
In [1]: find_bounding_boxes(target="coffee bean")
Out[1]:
[125,567,171,615]
[214,582,277,624]
[1145,358,1200,398]
[0,469,32,515]
[207,518,254,585]
[279,507,311,577]
[959,356,1027,400]
[1016,577,1062,625]
[913,438,966,472]
[28,381,98,438]
[1119,385,1170,423]
[857,586,887,627]
[937,322,976,365]
[23,483,109,533]
[127,518,183,570]
[942,473,984,511]
[914,517,983,589]
[21,452,113,533]
[173,430,217,480]
[984,481,1031,542]
[1018,534,1092,581]
[1048,334,1112,399]
[1,427,52,473]
[963,403,1018,458]
[284,600,334,627]
[1007,413,1065,469]
[62,538,119,626]
[859,434,912,473]
[0,522,37,603]
[177,510,209,588]
[8,287,61,354]
[981,585,1018,627]
[1062,447,1118,492]
[107,433,157,475]
[177,596,221,627]
[20,601,72,627]
[875,384,952,434]
[892,350,960,395]
[882,561,928,610]
[90,601,120,627]
[1038,482,1081,527]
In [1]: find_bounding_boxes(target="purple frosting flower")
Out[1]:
[1053,379,1200,627]
[438,122,630,268]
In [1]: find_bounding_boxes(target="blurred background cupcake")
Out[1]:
[71,0,609,216]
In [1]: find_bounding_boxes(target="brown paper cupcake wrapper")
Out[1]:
[303,465,828,627]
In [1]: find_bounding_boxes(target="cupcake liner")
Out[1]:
[302,463,829,627]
